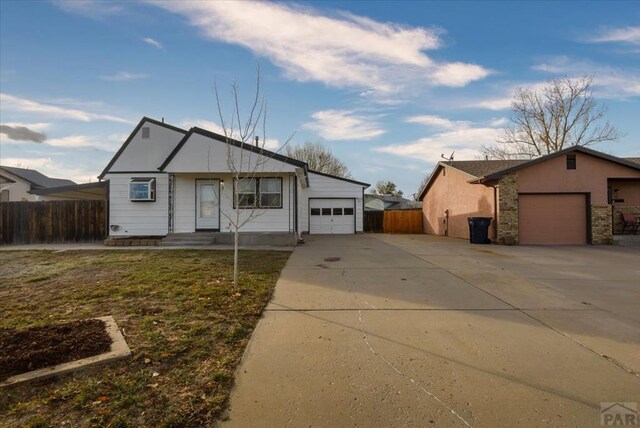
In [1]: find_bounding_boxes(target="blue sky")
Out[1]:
[1,1,638,196]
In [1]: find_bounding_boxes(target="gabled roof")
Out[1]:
[0,165,76,188]
[418,160,514,201]
[29,181,107,199]
[98,117,187,179]
[418,146,640,200]
[479,146,640,183]
[158,127,308,171]
[308,169,370,187]
[445,160,528,178]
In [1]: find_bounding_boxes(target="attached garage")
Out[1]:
[518,194,587,244]
[309,198,355,234]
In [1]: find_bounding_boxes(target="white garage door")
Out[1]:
[310,199,355,234]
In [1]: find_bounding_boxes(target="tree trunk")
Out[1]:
[233,226,239,288]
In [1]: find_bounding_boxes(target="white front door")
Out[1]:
[309,199,355,234]
[196,180,220,230]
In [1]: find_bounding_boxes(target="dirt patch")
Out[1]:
[0,319,111,381]
[324,257,341,262]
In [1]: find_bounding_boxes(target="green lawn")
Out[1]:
[0,249,290,427]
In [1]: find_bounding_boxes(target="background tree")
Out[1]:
[284,141,351,178]
[372,180,403,197]
[481,76,621,160]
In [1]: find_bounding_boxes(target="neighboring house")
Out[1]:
[418,146,640,245]
[364,194,421,211]
[0,166,76,202]
[98,117,369,240]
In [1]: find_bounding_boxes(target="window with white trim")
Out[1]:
[236,178,257,208]
[234,177,282,208]
[129,178,156,201]
[259,178,282,208]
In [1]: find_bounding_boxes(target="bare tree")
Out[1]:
[481,76,621,160]
[214,69,294,287]
[284,141,351,178]
[372,180,403,197]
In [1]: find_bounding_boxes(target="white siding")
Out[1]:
[172,173,295,233]
[0,172,34,201]
[105,173,169,236]
[298,172,366,233]
[109,121,184,172]
[163,133,298,174]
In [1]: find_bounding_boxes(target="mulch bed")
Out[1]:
[0,319,112,381]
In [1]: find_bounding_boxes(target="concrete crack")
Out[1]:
[357,309,473,427]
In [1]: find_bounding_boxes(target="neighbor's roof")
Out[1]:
[418,146,640,201]
[479,146,640,183]
[444,160,528,178]
[29,181,107,200]
[0,165,76,188]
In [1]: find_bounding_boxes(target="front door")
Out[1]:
[196,179,220,230]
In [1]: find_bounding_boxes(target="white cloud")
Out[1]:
[376,127,502,162]
[587,26,640,46]
[178,118,225,135]
[405,115,470,129]
[0,93,133,124]
[53,0,124,17]
[142,37,164,49]
[146,1,490,96]
[304,109,385,141]
[100,71,150,81]
[376,115,504,162]
[0,157,97,183]
[532,56,640,98]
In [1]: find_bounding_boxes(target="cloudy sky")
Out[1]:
[1,1,638,195]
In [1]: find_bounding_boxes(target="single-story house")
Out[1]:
[98,117,370,241]
[418,146,640,245]
[364,194,422,211]
[0,165,76,202]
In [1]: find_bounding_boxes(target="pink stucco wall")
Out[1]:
[517,152,640,204]
[422,166,495,239]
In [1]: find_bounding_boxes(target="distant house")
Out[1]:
[364,194,421,211]
[0,166,76,202]
[98,117,370,240]
[418,146,640,245]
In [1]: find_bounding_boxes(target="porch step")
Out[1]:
[160,232,297,247]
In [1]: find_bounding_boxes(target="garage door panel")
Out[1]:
[519,194,587,244]
[310,199,355,234]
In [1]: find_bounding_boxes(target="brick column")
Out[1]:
[497,172,519,245]
[591,204,612,244]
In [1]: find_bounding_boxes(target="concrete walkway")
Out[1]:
[221,234,640,427]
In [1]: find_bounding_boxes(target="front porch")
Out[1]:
[160,231,298,247]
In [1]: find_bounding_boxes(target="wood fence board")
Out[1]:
[364,209,423,234]
[0,201,106,244]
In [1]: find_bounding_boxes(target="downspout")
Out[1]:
[490,184,498,241]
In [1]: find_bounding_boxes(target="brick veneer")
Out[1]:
[497,172,519,245]
[591,205,613,244]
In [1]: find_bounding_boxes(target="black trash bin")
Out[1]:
[468,217,492,244]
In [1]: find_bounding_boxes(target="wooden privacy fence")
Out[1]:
[364,210,423,234]
[0,200,106,244]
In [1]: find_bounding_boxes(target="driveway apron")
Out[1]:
[221,234,640,427]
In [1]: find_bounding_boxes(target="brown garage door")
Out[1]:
[518,194,587,244]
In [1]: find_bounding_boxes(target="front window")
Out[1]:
[129,178,155,201]
[234,177,282,209]
[236,178,257,208]
[260,178,282,208]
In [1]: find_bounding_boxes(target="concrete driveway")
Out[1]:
[221,234,640,427]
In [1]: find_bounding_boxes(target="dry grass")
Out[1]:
[0,249,290,427]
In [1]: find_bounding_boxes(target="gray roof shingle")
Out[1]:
[0,166,76,188]
[444,160,529,178]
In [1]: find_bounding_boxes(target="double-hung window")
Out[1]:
[235,177,282,208]
[259,178,282,208]
[129,178,155,202]
[236,178,257,208]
